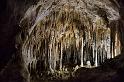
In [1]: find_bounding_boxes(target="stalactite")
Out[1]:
[53,47,56,70]
[31,45,33,70]
[110,25,116,58]
[81,37,84,67]
[113,30,116,58]
[92,36,95,65]
[115,32,117,56]
[106,28,111,59]
[60,42,63,70]
[114,22,121,56]
[49,44,52,71]
[95,27,98,67]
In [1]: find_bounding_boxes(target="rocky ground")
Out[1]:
[0,52,124,82]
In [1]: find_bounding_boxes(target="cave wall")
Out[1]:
[0,0,39,71]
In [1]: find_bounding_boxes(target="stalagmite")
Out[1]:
[81,37,84,67]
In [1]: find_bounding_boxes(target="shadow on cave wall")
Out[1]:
[0,0,39,71]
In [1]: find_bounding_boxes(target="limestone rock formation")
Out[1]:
[15,0,122,81]
[0,0,124,82]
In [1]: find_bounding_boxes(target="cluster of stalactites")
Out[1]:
[110,21,121,58]
[21,9,86,73]
[20,5,121,76]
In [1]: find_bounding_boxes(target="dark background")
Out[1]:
[0,0,39,71]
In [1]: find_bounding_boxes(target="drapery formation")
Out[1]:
[16,0,121,79]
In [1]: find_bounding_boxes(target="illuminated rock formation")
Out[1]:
[15,0,122,80]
